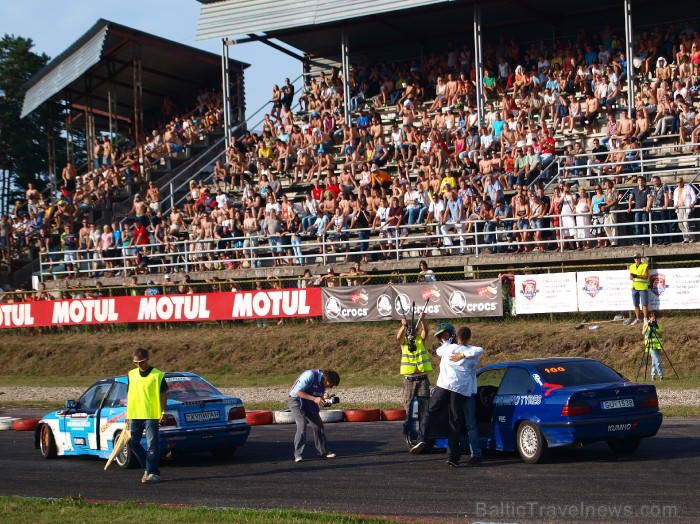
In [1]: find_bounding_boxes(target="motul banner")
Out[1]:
[0,288,322,329]
[321,280,502,322]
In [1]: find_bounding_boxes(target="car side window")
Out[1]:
[498,367,536,395]
[77,383,112,412]
[104,382,128,408]
[477,368,507,389]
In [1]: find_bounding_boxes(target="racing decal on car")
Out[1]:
[542,382,563,397]
[607,422,638,432]
[532,373,543,386]
[493,394,542,406]
[66,419,91,427]
[100,412,125,433]
[73,437,87,446]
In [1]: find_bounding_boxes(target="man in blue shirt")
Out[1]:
[288,369,340,462]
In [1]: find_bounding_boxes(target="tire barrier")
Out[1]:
[380,408,407,421]
[13,418,41,431]
[272,410,296,424]
[319,410,344,423]
[245,410,273,426]
[344,408,381,422]
[0,417,18,431]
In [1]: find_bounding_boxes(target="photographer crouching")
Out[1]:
[642,313,664,381]
[288,369,340,462]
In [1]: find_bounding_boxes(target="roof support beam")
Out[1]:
[240,34,305,62]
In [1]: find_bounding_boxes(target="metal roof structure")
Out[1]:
[22,19,249,123]
[196,0,692,69]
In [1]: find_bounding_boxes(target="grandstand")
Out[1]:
[4,1,700,299]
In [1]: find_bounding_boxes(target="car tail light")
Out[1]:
[228,406,246,421]
[561,401,592,416]
[642,396,659,409]
[161,414,177,427]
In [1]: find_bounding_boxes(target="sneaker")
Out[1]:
[410,441,426,454]
[320,452,336,459]
[467,456,483,466]
[141,471,149,483]
[294,456,304,463]
[622,319,632,326]
[630,319,640,326]
[142,474,161,484]
[446,458,460,468]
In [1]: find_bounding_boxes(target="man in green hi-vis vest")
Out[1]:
[127,348,168,484]
[397,310,433,431]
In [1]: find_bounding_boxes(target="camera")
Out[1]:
[649,320,658,331]
[323,395,340,407]
[406,334,418,353]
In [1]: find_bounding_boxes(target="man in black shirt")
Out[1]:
[627,176,651,245]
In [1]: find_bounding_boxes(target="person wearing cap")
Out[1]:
[127,348,168,484]
[397,309,432,433]
[629,253,649,326]
[410,324,484,467]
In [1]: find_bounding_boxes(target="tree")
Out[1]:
[0,34,56,214]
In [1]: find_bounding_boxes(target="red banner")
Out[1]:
[0,288,323,329]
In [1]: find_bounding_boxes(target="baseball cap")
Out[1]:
[164,274,171,280]
[633,252,642,259]
[147,279,154,285]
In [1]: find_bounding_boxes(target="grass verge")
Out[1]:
[0,496,418,524]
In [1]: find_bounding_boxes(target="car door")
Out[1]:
[97,381,128,452]
[493,366,538,451]
[60,382,113,452]
[476,367,507,449]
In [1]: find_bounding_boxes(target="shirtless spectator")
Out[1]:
[146,181,161,213]
[580,92,601,134]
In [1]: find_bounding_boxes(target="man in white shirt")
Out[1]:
[673,177,696,243]
[410,324,484,467]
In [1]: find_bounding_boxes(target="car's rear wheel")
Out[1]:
[211,447,237,460]
[114,431,138,469]
[39,424,57,459]
[516,421,546,464]
[607,436,641,456]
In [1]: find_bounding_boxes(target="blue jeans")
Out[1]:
[463,394,482,458]
[357,230,370,254]
[291,235,303,264]
[129,419,160,475]
[633,211,649,242]
[651,210,669,244]
[302,215,316,232]
[649,349,664,379]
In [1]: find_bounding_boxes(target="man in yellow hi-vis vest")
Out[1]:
[127,348,168,484]
[397,310,433,430]
[629,253,649,326]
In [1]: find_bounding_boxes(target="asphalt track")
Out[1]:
[0,413,698,523]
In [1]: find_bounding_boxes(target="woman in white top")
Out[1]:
[575,187,592,249]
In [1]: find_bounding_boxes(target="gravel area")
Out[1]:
[1,386,699,407]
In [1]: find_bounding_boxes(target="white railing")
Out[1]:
[38,208,700,280]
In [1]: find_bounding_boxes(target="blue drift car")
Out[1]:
[407,358,662,463]
[35,372,250,467]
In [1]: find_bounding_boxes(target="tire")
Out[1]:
[607,437,641,456]
[211,447,237,460]
[319,410,344,423]
[245,410,273,426]
[516,421,546,464]
[344,408,380,422]
[380,408,407,421]
[39,424,57,459]
[113,430,138,469]
[0,418,16,431]
[13,418,41,432]
[273,410,296,424]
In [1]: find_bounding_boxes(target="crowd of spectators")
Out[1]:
[5,20,700,282]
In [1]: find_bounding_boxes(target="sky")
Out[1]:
[0,0,299,128]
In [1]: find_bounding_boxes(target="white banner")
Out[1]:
[576,270,631,312]
[648,267,700,310]
[515,273,578,315]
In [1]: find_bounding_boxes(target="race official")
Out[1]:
[629,253,649,326]
[396,311,432,430]
[288,369,340,462]
[127,348,168,484]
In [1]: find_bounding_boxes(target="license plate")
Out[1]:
[185,410,220,423]
[601,398,634,410]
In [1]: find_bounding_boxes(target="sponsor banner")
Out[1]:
[577,270,631,312]
[0,288,322,329]
[515,273,578,315]
[648,268,700,310]
[322,280,502,322]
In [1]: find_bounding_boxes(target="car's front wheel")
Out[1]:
[516,421,546,464]
[607,436,641,456]
[114,430,138,469]
[211,447,237,460]
[39,424,57,459]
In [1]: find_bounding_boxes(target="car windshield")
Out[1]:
[165,376,221,400]
[534,361,624,387]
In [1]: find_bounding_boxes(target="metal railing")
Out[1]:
[37,206,700,281]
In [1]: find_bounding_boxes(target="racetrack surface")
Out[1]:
[1,413,698,523]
